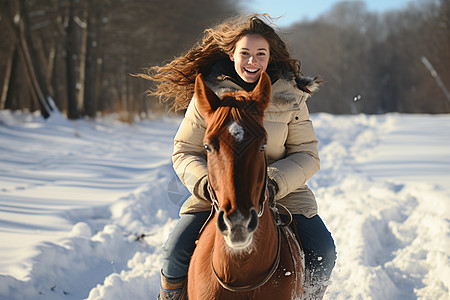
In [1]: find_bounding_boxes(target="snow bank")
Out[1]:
[0,111,449,299]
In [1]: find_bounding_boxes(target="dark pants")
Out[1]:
[162,211,211,281]
[162,211,336,283]
[291,214,337,283]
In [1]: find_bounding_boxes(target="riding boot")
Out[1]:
[157,272,187,300]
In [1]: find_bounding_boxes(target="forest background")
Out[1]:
[1,0,449,121]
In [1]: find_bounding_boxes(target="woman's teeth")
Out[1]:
[244,67,259,73]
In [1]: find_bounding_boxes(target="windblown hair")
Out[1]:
[138,14,303,111]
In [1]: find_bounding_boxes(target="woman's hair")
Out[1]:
[138,14,304,111]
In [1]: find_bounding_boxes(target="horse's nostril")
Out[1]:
[247,208,259,233]
[217,210,227,233]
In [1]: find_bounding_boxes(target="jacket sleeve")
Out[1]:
[172,95,209,199]
[267,101,320,200]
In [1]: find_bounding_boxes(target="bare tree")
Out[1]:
[3,0,446,116]
[286,0,449,114]
[0,0,238,119]
[1,0,55,118]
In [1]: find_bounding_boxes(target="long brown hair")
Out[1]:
[138,14,303,111]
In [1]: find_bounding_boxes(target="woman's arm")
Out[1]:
[172,95,209,200]
[267,101,320,200]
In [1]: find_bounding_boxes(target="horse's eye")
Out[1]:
[260,143,267,152]
[204,144,212,153]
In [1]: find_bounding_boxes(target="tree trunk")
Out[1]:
[77,10,88,114]
[83,9,98,118]
[1,46,15,110]
[10,0,54,118]
[2,46,19,110]
[66,0,79,119]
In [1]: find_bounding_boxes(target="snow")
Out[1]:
[0,110,449,299]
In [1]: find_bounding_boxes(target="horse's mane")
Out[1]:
[205,92,266,141]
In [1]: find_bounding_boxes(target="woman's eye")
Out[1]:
[204,144,212,153]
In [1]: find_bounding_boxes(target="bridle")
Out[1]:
[206,154,286,292]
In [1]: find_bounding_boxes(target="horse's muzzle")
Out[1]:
[217,208,259,249]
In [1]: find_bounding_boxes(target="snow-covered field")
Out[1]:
[0,110,449,300]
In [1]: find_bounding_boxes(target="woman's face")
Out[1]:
[230,34,270,83]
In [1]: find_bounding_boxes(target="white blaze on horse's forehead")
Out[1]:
[228,121,244,142]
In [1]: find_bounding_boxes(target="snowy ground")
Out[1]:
[0,110,449,300]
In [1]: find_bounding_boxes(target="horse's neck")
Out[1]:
[212,211,278,282]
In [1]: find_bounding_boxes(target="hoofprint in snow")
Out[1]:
[0,110,449,299]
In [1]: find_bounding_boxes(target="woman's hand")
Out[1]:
[194,175,211,202]
[266,177,278,206]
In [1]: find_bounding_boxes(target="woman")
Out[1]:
[142,14,336,300]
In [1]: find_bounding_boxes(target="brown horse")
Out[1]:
[187,72,304,299]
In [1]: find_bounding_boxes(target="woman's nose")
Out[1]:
[248,56,255,64]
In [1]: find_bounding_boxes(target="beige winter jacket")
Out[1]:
[172,72,321,218]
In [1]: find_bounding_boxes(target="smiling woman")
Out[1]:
[139,14,335,300]
[229,34,270,83]
[137,14,312,112]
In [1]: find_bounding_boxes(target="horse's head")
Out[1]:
[195,72,271,251]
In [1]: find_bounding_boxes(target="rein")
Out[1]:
[194,161,267,246]
[208,155,268,218]
[203,155,295,292]
[209,204,293,292]
[211,225,282,292]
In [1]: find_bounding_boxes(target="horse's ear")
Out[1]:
[194,73,220,118]
[250,72,272,111]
